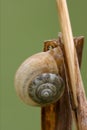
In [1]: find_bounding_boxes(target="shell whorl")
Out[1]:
[28,73,64,105]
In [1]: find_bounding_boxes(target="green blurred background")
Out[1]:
[0,0,87,130]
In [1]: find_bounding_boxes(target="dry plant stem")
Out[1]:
[65,49,87,130]
[57,0,87,130]
[42,39,72,130]
[41,36,84,130]
[56,0,78,108]
[75,51,87,130]
[41,103,58,130]
[56,0,87,129]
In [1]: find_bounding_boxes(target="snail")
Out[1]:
[15,48,65,106]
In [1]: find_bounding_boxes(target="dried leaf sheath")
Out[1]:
[41,36,84,130]
[74,49,87,130]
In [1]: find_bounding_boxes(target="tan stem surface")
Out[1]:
[41,36,84,130]
[56,0,77,108]
[75,50,87,130]
[56,1,87,130]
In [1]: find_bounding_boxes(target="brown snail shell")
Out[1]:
[15,49,65,106]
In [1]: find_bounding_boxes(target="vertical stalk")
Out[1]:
[41,36,84,130]
[56,0,87,130]
[56,0,77,109]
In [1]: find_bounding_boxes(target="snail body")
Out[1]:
[15,49,64,106]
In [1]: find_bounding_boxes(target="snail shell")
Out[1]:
[15,49,64,106]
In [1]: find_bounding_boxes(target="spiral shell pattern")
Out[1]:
[28,73,64,105]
